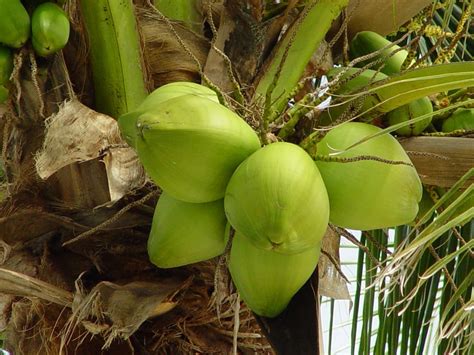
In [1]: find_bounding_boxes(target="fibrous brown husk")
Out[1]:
[60,278,192,351]
[34,99,145,202]
[139,8,210,87]
[35,100,122,181]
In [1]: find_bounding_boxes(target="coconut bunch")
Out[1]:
[0,1,71,104]
[322,31,435,136]
[326,31,473,137]
[118,81,423,318]
[118,81,260,268]
[118,82,331,317]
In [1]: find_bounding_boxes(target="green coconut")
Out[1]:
[315,122,422,230]
[350,31,409,75]
[138,82,219,112]
[442,108,474,132]
[224,142,329,254]
[0,45,13,85]
[119,82,219,147]
[0,0,30,48]
[148,192,228,268]
[0,85,8,104]
[387,96,433,136]
[31,2,70,57]
[119,94,261,203]
[229,230,320,318]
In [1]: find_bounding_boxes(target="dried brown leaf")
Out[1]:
[103,147,146,201]
[0,209,88,245]
[139,8,210,87]
[0,268,73,306]
[204,7,236,93]
[35,100,120,179]
[35,99,145,201]
[347,0,432,38]
[62,278,192,349]
[318,228,351,300]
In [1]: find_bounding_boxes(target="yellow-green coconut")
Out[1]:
[224,142,329,254]
[119,94,261,203]
[229,231,320,318]
[315,122,422,230]
[148,192,228,268]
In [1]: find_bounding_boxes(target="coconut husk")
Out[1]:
[138,8,210,87]
[34,99,145,202]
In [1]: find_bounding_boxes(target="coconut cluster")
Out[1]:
[0,1,71,104]
[118,82,422,318]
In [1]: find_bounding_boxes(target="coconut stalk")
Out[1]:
[253,0,349,121]
[80,0,148,117]
[153,0,203,33]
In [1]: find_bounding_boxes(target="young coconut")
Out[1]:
[148,192,228,268]
[0,85,8,104]
[119,94,261,203]
[138,81,219,112]
[31,2,70,57]
[387,96,433,136]
[0,45,13,85]
[315,122,422,230]
[224,142,329,254]
[442,108,474,132]
[119,82,219,148]
[0,0,30,48]
[349,31,408,75]
[229,231,320,318]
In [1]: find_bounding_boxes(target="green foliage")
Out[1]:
[339,169,473,355]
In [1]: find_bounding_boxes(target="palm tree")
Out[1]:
[0,0,472,353]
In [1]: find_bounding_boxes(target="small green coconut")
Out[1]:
[229,231,320,318]
[0,85,8,104]
[350,31,408,75]
[0,0,30,48]
[387,96,433,136]
[442,108,474,132]
[148,192,228,268]
[224,142,329,254]
[31,2,70,57]
[119,94,261,203]
[316,122,422,230]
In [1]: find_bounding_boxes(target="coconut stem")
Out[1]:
[278,90,327,139]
